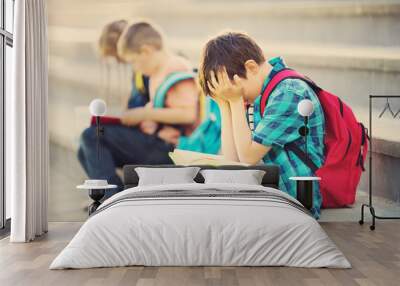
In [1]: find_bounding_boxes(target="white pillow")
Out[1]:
[200,169,266,185]
[135,167,200,186]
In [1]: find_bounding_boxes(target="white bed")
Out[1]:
[50,183,350,269]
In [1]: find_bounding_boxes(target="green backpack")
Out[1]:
[153,71,221,154]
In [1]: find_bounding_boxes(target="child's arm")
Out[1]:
[121,81,197,126]
[150,107,196,124]
[215,99,239,162]
[121,105,196,126]
[229,99,270,164]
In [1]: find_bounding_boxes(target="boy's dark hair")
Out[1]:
[199,32,265,95]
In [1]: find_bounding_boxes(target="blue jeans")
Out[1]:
[78,125,174,197]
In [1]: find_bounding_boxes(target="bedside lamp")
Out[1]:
[289,99,319,211]
[297,99,314,161]
[89,98,107,116]
[89,99,107,162]
[79,99,117,215]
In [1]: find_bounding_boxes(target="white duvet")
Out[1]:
[50,183,350,269]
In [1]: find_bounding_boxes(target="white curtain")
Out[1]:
[8,0,49,242]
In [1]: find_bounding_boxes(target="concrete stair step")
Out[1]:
[47,0,400,47]
[48,24,400,71]
[49,34,400,82]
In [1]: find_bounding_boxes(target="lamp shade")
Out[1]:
[89,99,107,116]
[297,99,314,117]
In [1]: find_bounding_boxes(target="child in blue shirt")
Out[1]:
[198,32,325,218]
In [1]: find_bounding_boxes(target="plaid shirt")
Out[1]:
[251,57,325,218]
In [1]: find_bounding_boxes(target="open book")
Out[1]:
[90,106,123,126]
[90,116,121,125]
[169,149,248,166]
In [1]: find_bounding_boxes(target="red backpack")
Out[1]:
[260,69,368,208]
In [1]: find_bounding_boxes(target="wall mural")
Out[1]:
[47,0,400,222]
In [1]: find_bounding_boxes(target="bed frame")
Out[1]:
[122,164,280,189]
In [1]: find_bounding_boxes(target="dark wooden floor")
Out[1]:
[0,222,399,286]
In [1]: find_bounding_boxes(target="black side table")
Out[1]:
[289,177,321,210]
[77,183,117,215]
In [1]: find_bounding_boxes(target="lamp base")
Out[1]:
[290,177,320,210]
[296,180,313,210]
[88,189,105,215]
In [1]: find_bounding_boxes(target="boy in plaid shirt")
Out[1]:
[199,32,325,218]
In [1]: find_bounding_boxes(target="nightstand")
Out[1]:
[77,181,117,215]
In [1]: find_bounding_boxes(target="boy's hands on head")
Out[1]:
[207,68,244,104]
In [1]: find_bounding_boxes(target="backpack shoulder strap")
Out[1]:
[153,71,196,108]
[284,142,319,173]
[260,69,321,173]
[259,68,320,116]
[134,72,146,94]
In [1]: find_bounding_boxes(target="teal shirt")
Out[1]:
[252,57,325,218]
